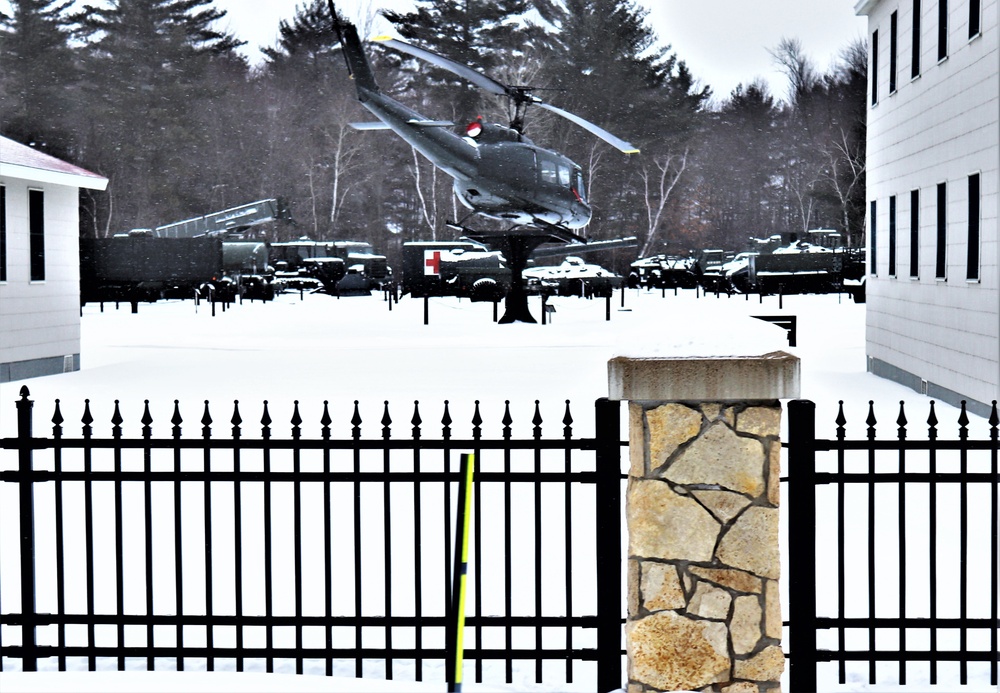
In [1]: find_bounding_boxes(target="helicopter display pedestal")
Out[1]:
[466,226,583,324]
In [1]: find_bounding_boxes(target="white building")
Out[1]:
[0,135,108,382]
[856,0,1000,416]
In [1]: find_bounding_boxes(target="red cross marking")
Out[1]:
[424,250,442,275]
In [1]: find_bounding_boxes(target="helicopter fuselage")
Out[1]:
[350,63,593,229]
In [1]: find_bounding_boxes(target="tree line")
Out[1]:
[0,0,867,262]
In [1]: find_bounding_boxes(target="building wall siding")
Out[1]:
[0,178,81,377]
[864,0,1000,408]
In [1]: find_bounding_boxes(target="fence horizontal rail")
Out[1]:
[810,471,997,484]
[0,470,601,484]
[0,614,601,628]
[1,645,603,662]
[814,440,1000,451]
[814,616,997,630]
[811,650,999,663]
[0,438,608,451]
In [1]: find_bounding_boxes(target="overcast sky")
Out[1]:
[2,0,867,103]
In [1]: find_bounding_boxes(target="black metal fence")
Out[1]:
[788,398,999,692]
[0,388,624,691]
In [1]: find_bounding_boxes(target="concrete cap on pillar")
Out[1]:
[608,352,800,402]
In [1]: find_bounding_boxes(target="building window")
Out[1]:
[890,11,898,93]
[870,200,878,275]
[912,0,922,77]
[938,0,948,61]
[970,0,981,37]
[967,173,980,280]
[872,29,880,104]
[910,189,920,278]
[0,186,6,282]
[889,196,897,275]
[29,189,44,282]
[936,182,947,279]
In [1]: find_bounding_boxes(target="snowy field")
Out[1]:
[1,287,997,693]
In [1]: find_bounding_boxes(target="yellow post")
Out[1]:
[447,453,475,692]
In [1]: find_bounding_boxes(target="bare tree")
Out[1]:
[768,37,819,103]
[639,148,688,257]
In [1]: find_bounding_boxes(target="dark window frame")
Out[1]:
[890,11,899,93]
[910,189,920,278]
[967,173,980,280]
[912,0,922,78]
[970,0,981,38]
[0,185,6,282]
[29,188,44,282]
[870,200,878,276]
[872,29,880,105]
[938,0,948,61]
[889,195,897,276]
[936,181,947,279]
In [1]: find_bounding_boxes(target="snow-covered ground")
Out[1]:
[0,288,996,692]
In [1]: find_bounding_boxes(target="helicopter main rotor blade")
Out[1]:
[537,102,640,154]
[373,35,509,97]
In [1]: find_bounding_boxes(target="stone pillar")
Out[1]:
[608,354,800,693]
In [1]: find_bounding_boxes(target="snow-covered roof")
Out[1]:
[0,135,108,191]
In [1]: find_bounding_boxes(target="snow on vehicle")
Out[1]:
[524,257,622,297]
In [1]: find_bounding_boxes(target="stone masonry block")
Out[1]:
[627,610,730,691]
[630,402,646,477]
[646,402,703,472]
[690,489,753,524]
[688,566,762,595]
[688,581,732,620]
[735,406,781,437]
[733,645,785,682]
[731,595,763,655]
[641,562,686,613]
[716,506,781,579]
[629,478,720,562]
[764,579,782,640]
[662,422,766,498]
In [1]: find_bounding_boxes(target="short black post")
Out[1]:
[16,386,38,672]
[131,300,138,314]
[493,300,498,323]
[788,399,818,692]
[541,294,547,325]
[619,285,625,308]
[594,398,622,693]
[424,296,429,325]
[605,294,611,321]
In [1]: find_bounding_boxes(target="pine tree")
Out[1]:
[542,0,709,242]
[0,0,79,157]
[73,0,244,233]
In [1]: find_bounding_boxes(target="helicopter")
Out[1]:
[329,2,639,231]
[329,2,639,321]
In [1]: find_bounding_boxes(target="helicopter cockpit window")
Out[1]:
[540,158,557,185]
[557,163,571,187]
[574,170,587,201]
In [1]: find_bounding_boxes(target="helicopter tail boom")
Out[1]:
[329,3,379,94]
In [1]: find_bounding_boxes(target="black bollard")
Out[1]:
[424,296,429,325]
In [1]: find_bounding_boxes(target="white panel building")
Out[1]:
[857,0,1000,416]
[0,135,108,382]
